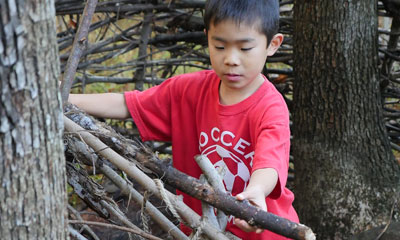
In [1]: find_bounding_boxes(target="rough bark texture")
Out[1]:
[293,0,400,239]
[0,0,67,238]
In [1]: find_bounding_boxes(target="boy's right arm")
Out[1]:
[68,93,130,119]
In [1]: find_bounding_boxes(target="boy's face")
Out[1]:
[207,20,282,102]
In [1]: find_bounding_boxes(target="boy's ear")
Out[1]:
[266,33,284,56]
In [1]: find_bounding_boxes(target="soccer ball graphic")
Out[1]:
[201,145,250,194]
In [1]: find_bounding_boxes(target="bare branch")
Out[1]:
[69,220,163,240]
[59,0,99,105]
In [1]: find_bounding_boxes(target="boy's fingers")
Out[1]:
[255,228,264,234]
[236,190,254,200]
[235,193,245,200]
[234,192,267,234]
[234,218,263,233]
[234,218,254,232]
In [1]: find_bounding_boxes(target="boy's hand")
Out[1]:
[234,186,266,234]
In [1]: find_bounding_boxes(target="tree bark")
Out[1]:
[293,0,400,239]
[0,0,67,238]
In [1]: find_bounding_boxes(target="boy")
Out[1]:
[69,0,299,239]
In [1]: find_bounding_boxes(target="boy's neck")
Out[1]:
[219,74,265,105]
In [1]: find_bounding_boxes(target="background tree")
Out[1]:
[292,0,400,239]
[0,0,67,238]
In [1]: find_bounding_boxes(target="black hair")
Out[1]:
[204,0,280,46]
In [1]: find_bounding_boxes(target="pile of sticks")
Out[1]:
[56,0,399,239]
[64,104,315,240]
[380,2,400,150]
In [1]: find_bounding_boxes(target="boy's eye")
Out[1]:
[215,46,225,50]
[241,47,253,51]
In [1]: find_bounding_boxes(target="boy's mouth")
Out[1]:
[224,73,242,81]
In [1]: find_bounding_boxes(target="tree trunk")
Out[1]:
[292,0,400,239]
[0,0,67,238]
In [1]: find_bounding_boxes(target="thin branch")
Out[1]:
[68,205,100,240]
[133,11,153,91]
[60,0,99,105]
[69,225,89,240]
[69,220,163,240]
[374,193,399,240]
[99,199,143,232]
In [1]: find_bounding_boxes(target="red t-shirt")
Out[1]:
[125,70,298,240]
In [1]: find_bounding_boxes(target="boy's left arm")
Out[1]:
[234,167,278,233]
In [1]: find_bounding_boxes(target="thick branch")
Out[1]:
[135,151,316,240]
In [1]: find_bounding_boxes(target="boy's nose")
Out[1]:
[224,50,240,66]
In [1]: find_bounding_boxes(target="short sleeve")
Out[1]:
[252,122,290,199]
[251,92,291,199]
[124,78,177,142]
